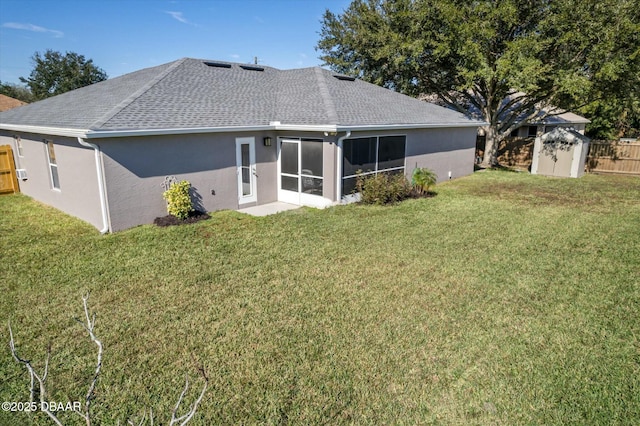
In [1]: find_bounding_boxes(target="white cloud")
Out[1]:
[230,54,240,59]
[2,22,63,38]
[165,11,194,25]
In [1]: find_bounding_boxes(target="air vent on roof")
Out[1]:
[239,65,265,72]
[203,61,232,68]
[333,74,356,81]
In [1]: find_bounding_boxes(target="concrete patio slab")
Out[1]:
[239,202,301,217]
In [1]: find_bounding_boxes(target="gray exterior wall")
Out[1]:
[0,131,103,229]
[98,131,279,231]
[403,127,478,182]
[0,125,477,232]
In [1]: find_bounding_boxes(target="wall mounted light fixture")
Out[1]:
[263,137,272,146]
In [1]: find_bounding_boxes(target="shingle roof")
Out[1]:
[0,58,480,133]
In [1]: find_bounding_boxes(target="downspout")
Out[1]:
[335,130,351,203]
[77,137,109,234]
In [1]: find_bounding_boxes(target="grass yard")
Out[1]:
[1,170,639,425]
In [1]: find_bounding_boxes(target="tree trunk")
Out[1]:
[481,125,500,167]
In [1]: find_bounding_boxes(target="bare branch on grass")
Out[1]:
[8,321,63,426]
[8,294,207,425]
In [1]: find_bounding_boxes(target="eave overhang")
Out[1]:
[1,120,488,140]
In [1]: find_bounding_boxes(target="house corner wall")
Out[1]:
[404,127,477,182]
[0,131,105,230]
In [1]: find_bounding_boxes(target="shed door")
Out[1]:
[553,144,573,177]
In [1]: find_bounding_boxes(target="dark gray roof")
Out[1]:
[0,58,480,132]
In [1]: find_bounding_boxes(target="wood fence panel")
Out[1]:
[586,141,640,175]
[477,137,640,175]
[0,145,19,194]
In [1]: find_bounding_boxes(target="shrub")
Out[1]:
[411,167,438,195]
[162,180,194,219]
[356,172,411,205]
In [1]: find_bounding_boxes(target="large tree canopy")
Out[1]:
[0,81,35,103]
[317,0,640,165]
[20,50,107,101]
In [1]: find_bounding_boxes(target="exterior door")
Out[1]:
[278,139,301,204]
[278,138,325,206]
[236,137,257,204]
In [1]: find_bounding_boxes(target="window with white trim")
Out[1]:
[342,135,406,194]
[45,140,60,190]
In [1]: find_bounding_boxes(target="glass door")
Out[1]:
[278,138,324,205]
[236,137,257,204]
[278,139,301,204]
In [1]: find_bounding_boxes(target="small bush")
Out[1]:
[162,180,194,219]
[356,172,411,205]
[411,167,438,195]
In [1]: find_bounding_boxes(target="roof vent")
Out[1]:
[333,74,356,81]
[203,61,232,68]
[240,65,265,72]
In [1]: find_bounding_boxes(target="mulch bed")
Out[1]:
[153,210,211,227]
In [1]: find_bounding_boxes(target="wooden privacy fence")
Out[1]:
[476,137,640,175]
[476,137,535,169]
[586,141,640,175]
[0,145,19,194]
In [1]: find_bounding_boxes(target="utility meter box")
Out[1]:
[531,127,590,178]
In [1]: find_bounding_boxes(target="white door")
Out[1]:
[236,137,257,204]
[278,139,301,204]
[278,138,328,206]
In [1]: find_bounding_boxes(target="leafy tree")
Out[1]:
[0,81,34,103]
[582,98,640,140]
[20,50,107,100]
[317,0,640,165]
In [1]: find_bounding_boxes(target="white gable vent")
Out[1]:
[16,169,28,180]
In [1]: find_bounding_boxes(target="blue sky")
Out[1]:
[0,0,351,85]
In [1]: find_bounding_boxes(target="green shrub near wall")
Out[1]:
[162,180,193,219]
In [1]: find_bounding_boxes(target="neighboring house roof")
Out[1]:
[0,94,27,112]
[502,92,590,127]
[541,126,590,143]
[422,91,590,128]
[0,58,482,138]
[530,109,590,126]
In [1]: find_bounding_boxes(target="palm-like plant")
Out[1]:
[411,168,438,195]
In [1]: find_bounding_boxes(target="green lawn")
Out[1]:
[1,170,639,425]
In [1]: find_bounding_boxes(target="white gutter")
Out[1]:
[0,124,89,138]
[1,121,487,140]
[336,130,351,203]
[77,137,109,234]
[336,122,488,131]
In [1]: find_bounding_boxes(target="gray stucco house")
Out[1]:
[0,58,484,232]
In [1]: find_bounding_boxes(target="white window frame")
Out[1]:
[45,140,60,190]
